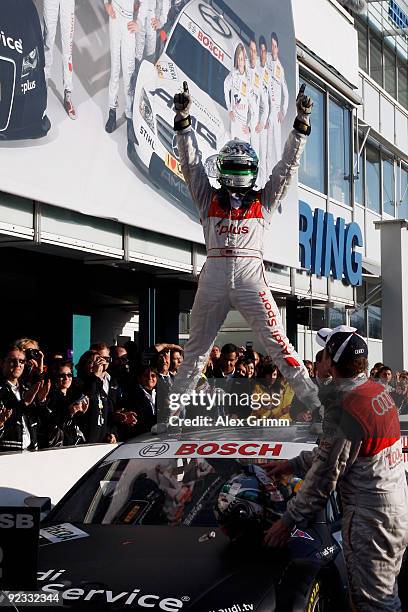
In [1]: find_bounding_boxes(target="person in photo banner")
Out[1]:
[224,43,251,143]
[247,38,268,188]
[105,0,137,136]
[266,32,288,176]
[43,0,76,119]
[170,81,322,420]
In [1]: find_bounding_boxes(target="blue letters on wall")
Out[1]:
[299,201,363,286]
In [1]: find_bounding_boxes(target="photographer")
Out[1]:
[0,345,47,452]
[14,337,45,387]
[264,328,408,611]
[76,350,117,444]
[41,361,89,446]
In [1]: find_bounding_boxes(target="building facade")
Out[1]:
[0,0,407,367]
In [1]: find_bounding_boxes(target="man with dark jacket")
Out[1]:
[0,346,44,452]
[264,327,408,611]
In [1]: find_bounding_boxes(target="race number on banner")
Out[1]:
[0,507,40,590]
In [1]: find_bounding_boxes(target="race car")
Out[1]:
[31,427,351,612]
[0,0,50,140]
[127,0,253,211]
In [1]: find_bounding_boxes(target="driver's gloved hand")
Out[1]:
[294,84,313,136]
[174,81,192,131]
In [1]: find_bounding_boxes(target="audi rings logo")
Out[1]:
[198,4,232,38]
[372,391,394,416]
[139,443,170,457]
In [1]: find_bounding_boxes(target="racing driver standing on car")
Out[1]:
[265,327,408,611]
[170,81,322,418]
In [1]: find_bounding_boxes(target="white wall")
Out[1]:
[293,0,359,87]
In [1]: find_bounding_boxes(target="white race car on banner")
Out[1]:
[128,0,254,210]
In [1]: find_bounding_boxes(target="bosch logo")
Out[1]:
[198,4,232,38]
[175,442,282,457]
[139,443,170,457]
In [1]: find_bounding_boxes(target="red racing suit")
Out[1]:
[283,376,408,611]
[171,126,320,412]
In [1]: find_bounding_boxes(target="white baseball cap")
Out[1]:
[316,325,357,348]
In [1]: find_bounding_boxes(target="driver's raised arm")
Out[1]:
[173,82,212,218]
[261,85,312,213]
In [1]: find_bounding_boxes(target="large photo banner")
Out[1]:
[0,0,299,266]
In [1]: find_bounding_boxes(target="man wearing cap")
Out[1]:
[264,326,408,611]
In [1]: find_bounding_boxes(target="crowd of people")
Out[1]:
[1,337,407,453]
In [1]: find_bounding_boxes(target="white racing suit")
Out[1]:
[135,0,169,61]
[224,69,251,143]
[248,61,268,188]
[171,126,321,412]
[283,376,408,611]
[43,0,75,92]
[267,56,288,175]
[106,0,136,119]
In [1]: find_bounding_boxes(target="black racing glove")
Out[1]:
[293,84,313,136]
[173,81,192,131]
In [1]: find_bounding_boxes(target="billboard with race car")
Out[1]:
[0,0,299,267]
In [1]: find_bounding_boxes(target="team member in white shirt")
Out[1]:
[224,43,251,142]
[43,0,76,119]
[247,39,268,188]
[257,36,273,188]
[267,32,289,174]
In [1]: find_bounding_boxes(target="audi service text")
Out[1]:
[38,570,187,610]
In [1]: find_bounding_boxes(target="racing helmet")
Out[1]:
[217,139,258,191]
[215,465,286,540]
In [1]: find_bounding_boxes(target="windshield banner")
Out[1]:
[0,0,298,266]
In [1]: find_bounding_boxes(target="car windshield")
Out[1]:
[49,458,279,527]
[166,23,229,110]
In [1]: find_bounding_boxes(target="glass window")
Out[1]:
[368,304,381,339]
[398,59,408,110]
[351,284,367,336]
[299,83,325,194]
[370,33,383,87]
[350,308,367,336]
[357,21,368,73]
[366,144,381,213]
[384,43,397,99]
[382,156,395,216]
[328,306,346,328]
[329,99,351,205]
[397,164,408,219]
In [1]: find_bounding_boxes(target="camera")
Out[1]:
[245,341,255,360]
[25,348,41,362]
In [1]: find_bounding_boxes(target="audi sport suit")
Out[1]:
[224,69,251,143]
[106,0,136,119]
[43,0,75,92]
[282,376,408,611]
[171,126,321,412]
[266,55,288,174]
